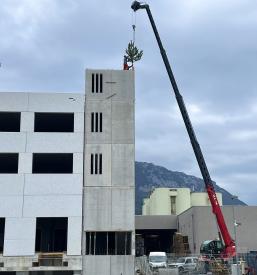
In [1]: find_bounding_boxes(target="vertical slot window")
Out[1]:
[91,112,102,133]
[99,154,102,175]
[100,113,102,132]
[91,113,94,132]
[95,113,98,132]
[91,73,103,93]
[91,74,95,93]
[100,74,103,93]
[0,218,5,253]
[90,153,102,175]
[96,74,99,93]
[90,154,94,175]
[94,154,98,174]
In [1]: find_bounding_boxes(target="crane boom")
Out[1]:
[131,1,235,257]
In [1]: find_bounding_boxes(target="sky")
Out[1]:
[1,0,257,205]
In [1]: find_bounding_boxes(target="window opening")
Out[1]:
[100,74,103,93]
[91,113,94,132]
[34,113,74,132]
[90,154,94,175]
[99,113,102,132]
[0,218,5,253]
[91,112,102,133]
[92,74,95,93]
[170,196,176,215]
[90,154,102,175]
[0,112,21,132]
[85,232,132,255]
[99,154,102,175]
[96,74,99,93]
[91,73,103,93]
[35,218,68,253]
[95,113,98,132]
[94,154,98,174]
[32,153,73,174]
[0,153,18,173]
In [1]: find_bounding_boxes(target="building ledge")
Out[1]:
[0,254,82,272]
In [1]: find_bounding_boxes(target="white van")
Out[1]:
[149,252,167,270]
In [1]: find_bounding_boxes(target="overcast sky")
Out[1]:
[1,0,257,205]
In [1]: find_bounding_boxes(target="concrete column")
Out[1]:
[73,271,82,275]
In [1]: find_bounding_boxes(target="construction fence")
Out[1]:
[135,252,257,275]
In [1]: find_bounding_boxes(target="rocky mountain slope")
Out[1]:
[135,161,246,215]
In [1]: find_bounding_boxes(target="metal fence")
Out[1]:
[135,252,257,275]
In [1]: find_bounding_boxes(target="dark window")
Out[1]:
[34,113,74,132]
[0,218,5,253]
[90,154,102,175]
[32,153,73,174]
[91,112,102,133]
[90,154,94,175]
[99,154,102,174]
[91,73,103,93]
[95,232,107,255]
[91,74,95,93]
[0,153,18,173]
[0,112,20,132]
[86,232,132,255]
[96,74,99,93]
[108,232,115,255]
[100,74,103,93]
[91,113,94,132]
[35,218,67,252]
[116,232,131,255]
[95,112,98,132]
[99,113,102,132]
[94,154,98,174]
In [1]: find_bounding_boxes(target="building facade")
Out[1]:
[83,69,135,274]
[0,92,84,273]
[142,187,223,215]
[0,69,135,275]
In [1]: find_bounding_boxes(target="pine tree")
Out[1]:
[125,41,143,68]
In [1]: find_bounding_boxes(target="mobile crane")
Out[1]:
[131,1,236,259]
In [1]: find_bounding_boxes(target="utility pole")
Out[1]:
[232,195,240,275]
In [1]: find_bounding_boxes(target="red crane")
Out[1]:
[131,1,236,258]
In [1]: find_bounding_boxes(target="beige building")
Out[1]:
[142,188,223,215]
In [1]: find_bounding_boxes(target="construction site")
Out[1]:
[0,1,256,275]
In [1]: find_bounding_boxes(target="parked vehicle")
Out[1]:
[169,257,198,273]
[149,252,167,270]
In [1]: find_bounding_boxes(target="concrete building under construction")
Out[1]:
[0,69,135,275]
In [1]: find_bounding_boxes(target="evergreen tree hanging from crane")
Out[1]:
[123,40,143,70]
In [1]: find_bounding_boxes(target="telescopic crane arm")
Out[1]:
[131,1,235,257]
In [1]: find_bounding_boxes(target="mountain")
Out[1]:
[135,161,246,215]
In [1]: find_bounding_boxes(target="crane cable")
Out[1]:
[131,10,137,43]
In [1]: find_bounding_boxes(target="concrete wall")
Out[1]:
[178,206,257,254]
[142,188,223,216]
[84,256,134,275]
[0,92,84,257]
[142,188,191,215]
[135,215,177,230]
[83,69,135,274]
[191,192,222,207]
